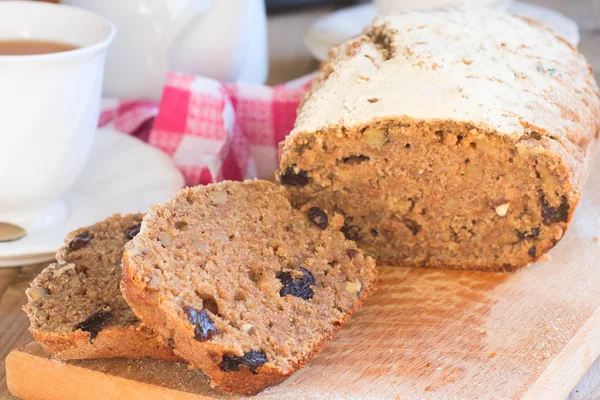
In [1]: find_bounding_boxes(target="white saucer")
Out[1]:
[304,2,580,62]
[0,127,184,267]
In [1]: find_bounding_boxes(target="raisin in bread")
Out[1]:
[121,180,378,395]
[24,214,179,361]
[279,10,600,271]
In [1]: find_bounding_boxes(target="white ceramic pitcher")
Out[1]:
[62,0,269,101]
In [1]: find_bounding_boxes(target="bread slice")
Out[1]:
[278,10,600,271]
[24,214,179,361]
[121,180,378,395]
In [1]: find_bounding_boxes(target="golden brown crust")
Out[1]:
[29,325,182,361]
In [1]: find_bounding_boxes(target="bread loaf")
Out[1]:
[24,214,179,361]
[278,10,600,271]
[121,180,378,394]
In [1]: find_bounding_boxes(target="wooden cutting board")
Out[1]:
[6,159,600,400]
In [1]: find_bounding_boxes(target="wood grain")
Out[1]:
[0,265,45,400]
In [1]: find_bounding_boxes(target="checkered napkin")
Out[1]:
[99,72,313,186]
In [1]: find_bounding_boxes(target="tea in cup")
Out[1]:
[0,1,116,232]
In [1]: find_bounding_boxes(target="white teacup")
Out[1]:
[0,1,115,232]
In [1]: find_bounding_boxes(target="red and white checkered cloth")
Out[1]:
[100,72,313,186]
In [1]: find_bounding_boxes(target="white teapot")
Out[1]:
[62,0,268,101]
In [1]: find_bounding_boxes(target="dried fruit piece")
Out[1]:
[341,223,361,241]
[219,350,267,372]
[307,207,328,229]
[346,249,358,259]
[68,232,93,251]
[75,310,112,342]
[125,223,141,240]
[528,246,536,258]
[279,166,310,187]
[517,227,541,240]
[541,194,570,224]
[276,267,315,300]
[183,306,218,342]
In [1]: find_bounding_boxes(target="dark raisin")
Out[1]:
[307,207,328,229]
[125,223,141,240]
[528,246,537,258]
[276,267,315,300]
[68,232,93,251]
[167,338,176,348]
[347,249,358,259]
[403,219,421,235]
[540,194,570,224]
[75,310,112,342]
[183,306,218,341]
[341,223,361,241]
[279,166,310,187]
[517,227,541,240]
[219,350,267,372]
[370,229,379,236]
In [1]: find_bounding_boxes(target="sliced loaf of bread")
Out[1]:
[24,214,179,361]
[121,180,378,395]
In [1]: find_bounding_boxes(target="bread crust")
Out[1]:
[121,251,377,395]
[279,10,600,271]
[29,325,181,361]
[24,214,178,362]
[120,181,378,395]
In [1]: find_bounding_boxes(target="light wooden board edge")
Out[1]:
[5,349,212,400]
[524,305,600,400]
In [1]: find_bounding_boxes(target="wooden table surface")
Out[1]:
[2,4,600,400]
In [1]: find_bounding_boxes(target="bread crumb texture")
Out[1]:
[279,9,600,271]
